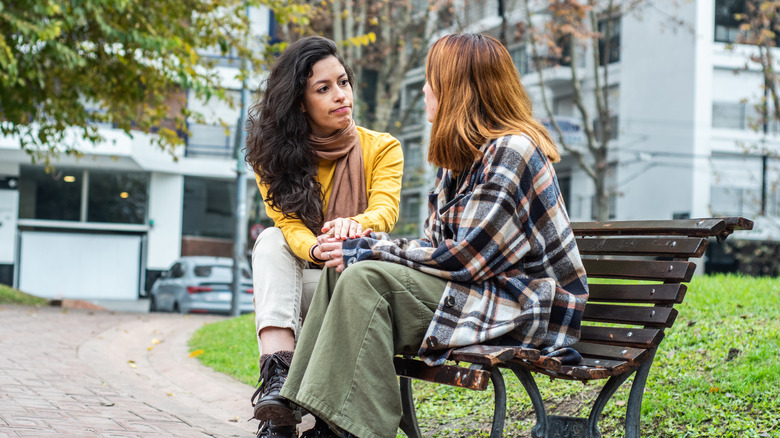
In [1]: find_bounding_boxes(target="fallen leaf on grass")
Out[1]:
[128,360,137,368]
[151,338,162,345]
[189,349,204,358]
[229,417,240,422]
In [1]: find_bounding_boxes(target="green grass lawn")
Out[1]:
[189,274,780,437]
[0,283,49,306]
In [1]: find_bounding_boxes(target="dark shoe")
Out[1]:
[256,420,297,438]
[251,351,301,426]
[300,417,339,438]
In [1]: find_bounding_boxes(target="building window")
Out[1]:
[712,101,780,132]
[598,16,621,65]
[528,34,578,71]
[401,81,426,129]
[186,123,236,158]
[714,0,780,45]
[395,193,422,237]
[715,0,746,43]
[509,45,529,75]
[712,101,748,129]
[557,174,572,211]
[710,153,778,217]
[182,177,236,239]
[402,136,425,188]
[19,166,83,222]
[18,166,149,224]
[593,115,619,141]
[462,0,488,25]
[87,170,149,224]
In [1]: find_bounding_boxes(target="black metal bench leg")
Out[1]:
[487,366,507,438]
[399,377,422,438]
[625,351,656,438]
[586,370,633,438]
[508,363,547,438]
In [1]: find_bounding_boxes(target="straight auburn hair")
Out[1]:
[426,33,559,172]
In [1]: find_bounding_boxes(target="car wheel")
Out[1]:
[173,301,184,314]
[149,296,157,312]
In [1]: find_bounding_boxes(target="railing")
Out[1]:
[185,123,236,159]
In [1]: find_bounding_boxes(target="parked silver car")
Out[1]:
[149,256,254,314]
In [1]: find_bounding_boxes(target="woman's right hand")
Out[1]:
[321,217,364,240]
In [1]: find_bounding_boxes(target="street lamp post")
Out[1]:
[231,4,252,317]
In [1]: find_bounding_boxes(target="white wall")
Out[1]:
[0,163,19,265]
[146,173,184,270]
[615,1,699,220]
[0,190,18,264]
[690,0,715,219]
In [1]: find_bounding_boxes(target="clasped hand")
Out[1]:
[314,218,372,272]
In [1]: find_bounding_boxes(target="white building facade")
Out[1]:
[0,8,271,302]
[391,0,779,245]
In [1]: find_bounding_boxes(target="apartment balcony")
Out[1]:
[185,123,237,160]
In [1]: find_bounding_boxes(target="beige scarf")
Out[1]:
[309,120,367,222]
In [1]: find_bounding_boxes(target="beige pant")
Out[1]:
[251,227,322,355]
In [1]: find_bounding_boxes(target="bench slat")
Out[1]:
[394,357,491,391]
[720,216,754,231]
[580,326,664,349]
[575,237,708,257]
[582,259,696,282]
[570,341,649,364]
[572,218,727,237]
[449,345,540,366]
[587,283,686,304]
[583,304,678,328]
[559,358,631,379]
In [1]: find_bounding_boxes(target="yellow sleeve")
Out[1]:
[351,129,404,233]
[254,128,403,262]
[255,174,318,262]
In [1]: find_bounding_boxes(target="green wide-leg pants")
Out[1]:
[280,260,448,438]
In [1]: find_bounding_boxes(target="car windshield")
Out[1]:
[193,265,251,279]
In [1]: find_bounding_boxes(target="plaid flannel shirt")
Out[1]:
[341,134,589,365]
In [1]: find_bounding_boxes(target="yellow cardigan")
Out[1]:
[256,126,404,262]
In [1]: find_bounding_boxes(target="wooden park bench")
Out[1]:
[394,217,753,438]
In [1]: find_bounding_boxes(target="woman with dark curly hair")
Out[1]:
[245,36,403,438]
[255,33,588,438]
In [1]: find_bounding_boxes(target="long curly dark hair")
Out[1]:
[245,36,354,233]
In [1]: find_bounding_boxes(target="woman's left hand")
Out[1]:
[322,217,363,240]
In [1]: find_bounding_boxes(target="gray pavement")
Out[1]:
[0,304,260,437]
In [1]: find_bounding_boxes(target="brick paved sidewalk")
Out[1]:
[0,304,257,437]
